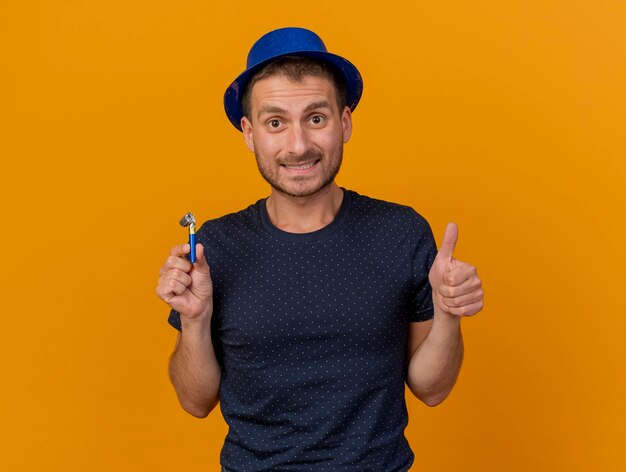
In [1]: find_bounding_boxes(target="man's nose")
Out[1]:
[285,124,311,156]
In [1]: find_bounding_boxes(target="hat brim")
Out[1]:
[224,51,363,132]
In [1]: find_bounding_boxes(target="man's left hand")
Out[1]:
[428,223,484,318]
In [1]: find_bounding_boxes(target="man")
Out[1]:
[156,27,484,471]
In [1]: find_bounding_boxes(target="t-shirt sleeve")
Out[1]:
[409,211,437,322]
[168,309,182,331]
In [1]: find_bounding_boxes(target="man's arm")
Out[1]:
[406,222,482,407]
[406,310,464,407]
[169,313,221,418]
[157,243,221,418]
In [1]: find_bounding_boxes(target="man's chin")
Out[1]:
[272,179,334,198]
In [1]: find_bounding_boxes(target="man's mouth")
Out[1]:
[281,159,320,170]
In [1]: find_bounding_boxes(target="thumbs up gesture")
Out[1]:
[428,223,484,318]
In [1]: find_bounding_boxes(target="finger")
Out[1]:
[441,289,484,309]
[442,300,483,317]
[438,222,458,260]
[157,277,188,301]
[170,243,191,257]
[192,244,211,274]
[443,263,477,287]
[156,281,192,315]
[166,268,193,288]
[438,276,482,298]
[160,254,193,275]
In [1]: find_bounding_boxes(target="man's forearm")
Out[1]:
[407,307,464,407]
[169,316,221,418]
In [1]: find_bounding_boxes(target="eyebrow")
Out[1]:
[257,101,333,120]
[303,101,332,113]
[257,105,286,119]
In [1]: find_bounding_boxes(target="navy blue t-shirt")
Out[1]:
[169,189,437,472]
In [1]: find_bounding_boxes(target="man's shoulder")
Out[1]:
[347,189,430,227]
[196,199,264,236]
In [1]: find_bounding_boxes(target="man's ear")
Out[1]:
[241,116,255,152]
[341,106,353,143]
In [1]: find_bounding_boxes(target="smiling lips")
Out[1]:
[282,159,320,170]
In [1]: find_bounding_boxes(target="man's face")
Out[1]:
[241,74,352,198]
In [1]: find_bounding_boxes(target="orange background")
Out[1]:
[1,1,625,470]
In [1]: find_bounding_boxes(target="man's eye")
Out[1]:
[269,120,281,128]
[310,115,323,124]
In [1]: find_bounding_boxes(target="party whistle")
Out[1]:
[179,212,196,263]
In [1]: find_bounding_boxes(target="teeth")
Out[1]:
[285,161,316,170]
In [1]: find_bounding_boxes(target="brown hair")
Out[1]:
[241,56,347,120]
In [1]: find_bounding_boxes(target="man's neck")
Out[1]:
[266,183,344,234]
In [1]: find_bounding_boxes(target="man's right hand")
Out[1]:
[156,243,213,321]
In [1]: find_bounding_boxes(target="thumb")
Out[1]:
[192,243,210,273]
[438,222,458,260]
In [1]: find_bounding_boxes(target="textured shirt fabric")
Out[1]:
[168,189,437,472]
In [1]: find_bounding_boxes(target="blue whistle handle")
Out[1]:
[189,232,196,263]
